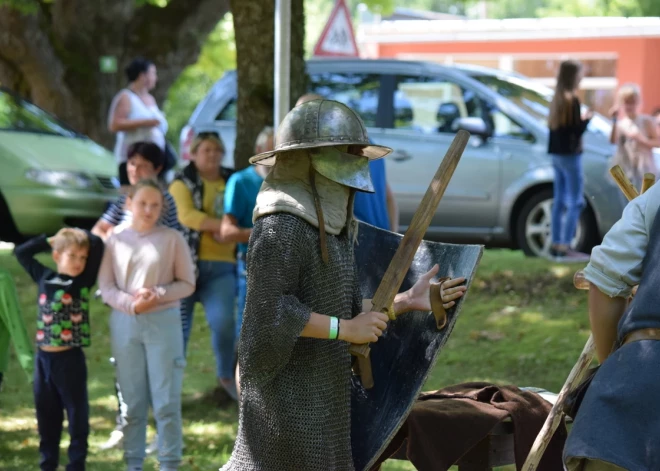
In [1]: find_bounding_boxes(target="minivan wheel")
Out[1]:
[514,189,596,258]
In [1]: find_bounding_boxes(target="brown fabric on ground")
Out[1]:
[371,382,567,471]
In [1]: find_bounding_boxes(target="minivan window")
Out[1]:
[394,76,483,134]
[216,97,237,121]
[469,74,551,123]
[308,72,379,126]
[0,90,77,137]
[469,73,612,137]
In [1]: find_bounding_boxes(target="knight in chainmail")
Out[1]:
[220,99,459,471]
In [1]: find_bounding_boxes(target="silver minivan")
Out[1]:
[180,59,624,257]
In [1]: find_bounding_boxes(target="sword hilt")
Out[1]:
[349,343,370,358]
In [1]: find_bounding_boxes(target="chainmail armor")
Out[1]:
[220,213,361,471]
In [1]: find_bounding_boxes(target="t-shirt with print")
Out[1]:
[100,192,181,230]
[224,166,264,255]
[14,232,104,348]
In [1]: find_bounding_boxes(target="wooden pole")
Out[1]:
[609,165,639,201]
[521,335,595,471]
[641,173,655,194]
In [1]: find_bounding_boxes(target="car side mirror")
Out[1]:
[452,117,489,137]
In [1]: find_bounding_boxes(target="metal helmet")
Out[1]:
[249,99,392,167]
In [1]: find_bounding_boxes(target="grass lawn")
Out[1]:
[0,248,589,470]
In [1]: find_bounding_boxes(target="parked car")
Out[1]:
[0,87,119,243]
[180,59,625,257]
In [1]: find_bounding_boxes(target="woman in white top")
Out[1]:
[109,57,168,186]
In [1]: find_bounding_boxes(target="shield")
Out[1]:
[351,221,483,471]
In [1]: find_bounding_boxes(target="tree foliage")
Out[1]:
[0,0,229,147]
[163,15,236,144]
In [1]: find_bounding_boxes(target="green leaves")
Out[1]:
[135,0,171,6]
[163,13,236,144]
[0,0,40,13]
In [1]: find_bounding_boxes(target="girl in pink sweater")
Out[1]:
[98,179,195,471]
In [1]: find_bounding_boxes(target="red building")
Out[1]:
[357,16,660,116]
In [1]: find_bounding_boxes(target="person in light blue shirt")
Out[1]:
[220,127,272,338]
[353,156,399,232]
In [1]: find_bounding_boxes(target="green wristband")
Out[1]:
[329,316,339,340]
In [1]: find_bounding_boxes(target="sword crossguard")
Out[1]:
[384,303,396,321]
[349,343,370,358]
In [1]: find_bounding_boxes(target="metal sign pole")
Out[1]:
[274,0,291,132]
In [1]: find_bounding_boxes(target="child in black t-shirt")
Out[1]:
[14,228,104,471]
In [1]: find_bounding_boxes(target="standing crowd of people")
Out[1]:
[5,58,399,471]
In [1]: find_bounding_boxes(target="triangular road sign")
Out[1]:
[313,0,359,57]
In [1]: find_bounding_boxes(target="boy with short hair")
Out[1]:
[14,228,104,471]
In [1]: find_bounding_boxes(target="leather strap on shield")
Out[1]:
[430,278,450,330]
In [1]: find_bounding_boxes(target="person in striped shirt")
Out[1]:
[92,141,180,238]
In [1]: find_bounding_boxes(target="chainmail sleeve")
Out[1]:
[240,214,312,384]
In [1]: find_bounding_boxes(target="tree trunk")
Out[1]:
[230,0,306,170]
[0,0,229,149]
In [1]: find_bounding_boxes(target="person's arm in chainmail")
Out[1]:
[352,260,364,318]
[240,215,314,384]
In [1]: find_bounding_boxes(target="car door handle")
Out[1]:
[390,150,412,162]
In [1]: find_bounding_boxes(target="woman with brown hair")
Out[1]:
[547,59,593,262]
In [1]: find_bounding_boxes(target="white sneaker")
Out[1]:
[99,430,124,450]
[146,434,158,455]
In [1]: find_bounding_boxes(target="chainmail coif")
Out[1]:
[220,213,362,471]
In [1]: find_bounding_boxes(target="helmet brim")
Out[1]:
[249,141,392,167]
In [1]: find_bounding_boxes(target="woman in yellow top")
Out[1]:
[169,132,238,400]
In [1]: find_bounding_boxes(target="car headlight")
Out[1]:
[25,169,96,189]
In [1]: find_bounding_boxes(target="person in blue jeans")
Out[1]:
[547,59,592,261]
[219,127,273,396]
[169,132,238,403]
